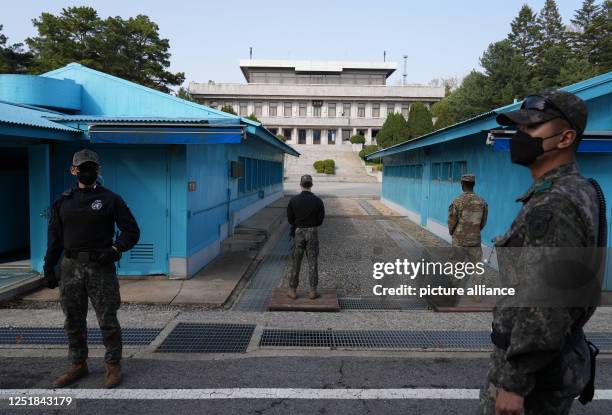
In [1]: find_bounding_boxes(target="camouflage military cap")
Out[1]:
[72,149,100,166]
[300,174,313,187]
[496,90,588,136]
[460,174,475,183]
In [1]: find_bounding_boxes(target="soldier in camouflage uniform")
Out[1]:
[286,174,325,300]
[43,149,140,389]
[448,174,488,261]
[479,91,604,414]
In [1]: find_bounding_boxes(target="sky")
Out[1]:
[1,0,587,88]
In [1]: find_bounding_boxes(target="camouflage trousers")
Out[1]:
[59,257,122,364]
[478,383,574,415]
[289,227,319,289]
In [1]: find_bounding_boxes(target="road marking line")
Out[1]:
[1,389,612,400]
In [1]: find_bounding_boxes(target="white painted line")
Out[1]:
[0,388,612,400]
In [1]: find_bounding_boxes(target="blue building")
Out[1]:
[0,63,298,278]
[368,72,612,290]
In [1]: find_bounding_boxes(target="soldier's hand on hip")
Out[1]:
[495,389,524,415]
[96,246,122,265]
[43,269,59,289]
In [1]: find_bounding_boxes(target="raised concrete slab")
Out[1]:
[172,252,253,305]
[268,288,339,312]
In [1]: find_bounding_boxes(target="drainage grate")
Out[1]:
[0,327,161,345]
[259,329,334,348]
[156,323,255,353]
[377,220,422,250]
[339,297,430,311]
[261,329,610,350]
[358,200,381,216]
[232,232,291,311]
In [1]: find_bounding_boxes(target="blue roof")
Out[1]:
[0,100,80,133]
[367,71,612,160]
[49,115,241,125]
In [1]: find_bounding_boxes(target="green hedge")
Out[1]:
[313,159,335,174]
[359,145,379,160]
[350,134,365,144]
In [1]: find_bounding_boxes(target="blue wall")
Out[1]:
[0,75,81,112]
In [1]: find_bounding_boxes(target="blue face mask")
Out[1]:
[510,130,564,167]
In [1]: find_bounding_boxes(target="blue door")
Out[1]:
[60,146,169,276]
[28,144,50,272]
[111,148,169,276]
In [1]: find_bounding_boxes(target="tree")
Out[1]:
[350,134,365,144]
[508,5,539,64]
[589,0,612,72]
[407,102,434,139]
[276,134,286,142]
[532,0,571,89]
[220,105,236,115]
[246,114,260,122]
[26,7,185,92]
[175,86,195,102]
[431,98,457,130]
[480,39,531,105]
[0,25,32,73]
[376,113,410,148]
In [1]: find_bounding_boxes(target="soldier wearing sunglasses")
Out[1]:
[479,90,606,415]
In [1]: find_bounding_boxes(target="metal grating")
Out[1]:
[358,200,381,216]
[0,327,161,345]
[156,323,255,353]
[339,297,430,311]
[232,232,291,311]
[260,329,612,350]
[259,329,335,348]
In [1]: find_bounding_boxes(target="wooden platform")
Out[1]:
[268,288,339,312]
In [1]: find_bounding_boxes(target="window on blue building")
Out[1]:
[431,163,440,181]
[238,157,283,195]
[452,161,467,182]
[442,162,452,181]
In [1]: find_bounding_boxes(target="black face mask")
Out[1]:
[77,168,98,186]
[510,130,564,167]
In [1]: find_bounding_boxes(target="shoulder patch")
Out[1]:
[526,209,553,239]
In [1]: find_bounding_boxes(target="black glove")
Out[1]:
[43,269,59,289]
[96,247,122,265]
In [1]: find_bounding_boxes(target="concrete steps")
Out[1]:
[284,144,377,183]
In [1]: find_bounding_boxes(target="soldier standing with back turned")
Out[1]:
[286,174,325,300]
[43,149,140,389]
[448,173,488,261]
[479,90,605,414]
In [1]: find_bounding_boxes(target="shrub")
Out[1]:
[359,144,379,160]
[350,134,365,144]
[323,159,335,168]
[220,105,236,115]
[324,166,334,174]
[276,134,286,142]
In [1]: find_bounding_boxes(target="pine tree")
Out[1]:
[376,113,410,148]
[480,39,531,105]
[0,24,32,73]
[568,0,602,63]
[407,102,434,139]
[532,0,571,89]
[590,0,612,71]
[508,5,539,64]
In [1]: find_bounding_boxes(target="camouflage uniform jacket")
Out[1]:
[448,191,488,246]
[489,162,600,396]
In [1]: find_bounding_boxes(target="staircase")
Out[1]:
[284,144,377,183]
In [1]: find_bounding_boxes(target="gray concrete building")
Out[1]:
[189,60,445,147]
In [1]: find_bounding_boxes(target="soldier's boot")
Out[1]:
[287,288,297,300]
[309,288,320,300]
[104,362,122,389]
[53,361,89,388]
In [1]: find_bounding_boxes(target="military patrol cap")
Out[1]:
[72,149,100,166]
[300,174,313,187]
[496,90,588,137]
[460,174,475,183]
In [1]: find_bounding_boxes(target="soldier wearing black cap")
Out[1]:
[286,174,325,300]
[43,149,140,389]
[479,90,605,414]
